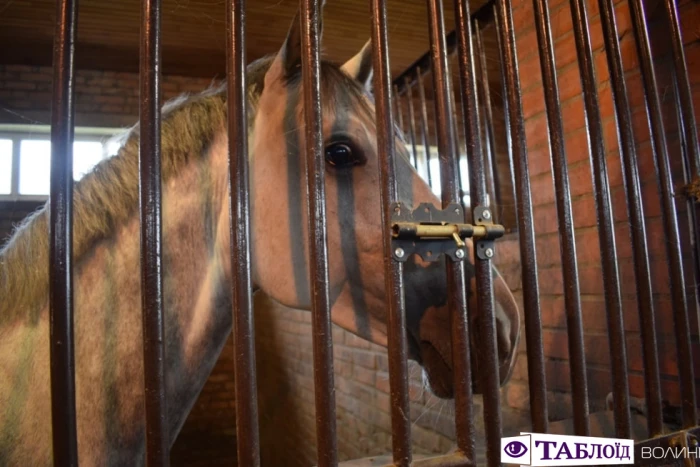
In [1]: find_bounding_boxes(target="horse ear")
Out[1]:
[265,5,326,84]
[341,39,373,90]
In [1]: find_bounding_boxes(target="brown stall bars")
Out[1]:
[43,0,700,465]
[49,0,79,464]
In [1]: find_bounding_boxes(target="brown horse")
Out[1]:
[0,7,520,465]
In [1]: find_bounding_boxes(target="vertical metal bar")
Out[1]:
[449,63,470,215]
[225,0,261,465]
[139,0,169,463]
[492,14,518,216]
[417,67,434,189]
[451,0,500,462]
[531,0,589,436]
[394,84,406,134]
[49,0,79,463]
[299,1,338,465]
[493,0,548,434]
[370,0,411,464]
[664,0,700,181]
[474,22,501,222]
[568,0,631,439]
[394,85,414,167]
[404,78,421,171]
[597,0,663,437]
[429,0,476,461]
[629,0,697,428]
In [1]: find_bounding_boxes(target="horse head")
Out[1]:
[248,7,521,398]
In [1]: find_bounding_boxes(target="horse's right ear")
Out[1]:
[265,10,302,85]
[265,3,327,85]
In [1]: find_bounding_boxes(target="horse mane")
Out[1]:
[0,53,380,325]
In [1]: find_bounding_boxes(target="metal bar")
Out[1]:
[417,67,434,189]
[452,1,500,463]
[448,60,472,218]
[225,0,261,465]
[448,68,465,206]
[404,77,420,170]
[394,84,406,134]
[531,0,589,436]
[370,0,412,463]
[426,4,479,451]
[569,0,630,439]
[629,0,697,428]
[49,0,79,463]
[597,0,663,437]
[299,1,339,464]
[139,0,169,463]
[394,84,414,167]
[492,14,518,219]
[474,21,500,223]
[493,0,549,434]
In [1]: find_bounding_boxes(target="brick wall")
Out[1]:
[494,0,700,423]
[0,65,217,127]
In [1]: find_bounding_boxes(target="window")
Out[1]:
[407,143,472,206]
[0,125,123,200]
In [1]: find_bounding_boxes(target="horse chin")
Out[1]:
[419,341,454,399]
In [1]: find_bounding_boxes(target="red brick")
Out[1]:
[563,128,591,166]
[535,233,562,266]
[575,227,602,265]
[527,146,552,177]
[533,202,559,235]
[517,28,541,69]
[504,382,530,411]
[522,83,546,120]
[530,173,556,206]
[352,350,377,370]
[538,266,564,295]
[578,264,605,295]
[353,365,376,387]
[568,161,594,198]
[518,52,545,93]
[525,113,550,154]
[572,195,598,228]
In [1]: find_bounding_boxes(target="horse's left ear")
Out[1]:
[265,4,327,85]
[341,39,373,90]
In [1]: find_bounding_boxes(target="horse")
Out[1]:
[0,7,521,465]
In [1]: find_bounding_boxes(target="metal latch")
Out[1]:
[389,202,504,262]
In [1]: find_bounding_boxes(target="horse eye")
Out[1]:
[324,143,356,168]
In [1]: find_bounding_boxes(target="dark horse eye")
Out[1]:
[324,142,356,168]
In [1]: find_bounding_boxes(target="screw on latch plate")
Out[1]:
[473,206,498,261]
[389,202,505,263]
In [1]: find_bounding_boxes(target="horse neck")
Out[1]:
[0,122,238,465]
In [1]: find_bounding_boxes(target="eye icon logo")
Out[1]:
[504,441,528,458]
